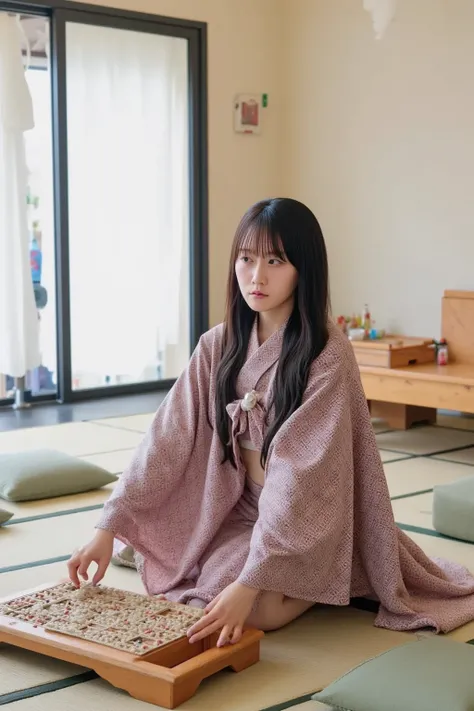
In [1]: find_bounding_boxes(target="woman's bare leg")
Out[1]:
[246,591,314,631]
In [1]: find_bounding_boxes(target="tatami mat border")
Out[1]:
[88,421,150,435]
[390,488,434,501]
[421,445,474,457]
[376,444,474,457]
[3,504,105,527]
[431,456,474,468]
[396,522,474,544]
[0,555,71,575]
[0,671,98,706]
[259,692,315,711]
[378,454,416,463]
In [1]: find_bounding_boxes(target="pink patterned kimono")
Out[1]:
[97,320,474,633]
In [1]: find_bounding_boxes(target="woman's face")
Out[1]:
[235,248,298,316]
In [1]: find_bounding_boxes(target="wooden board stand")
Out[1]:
[0,582,264,708]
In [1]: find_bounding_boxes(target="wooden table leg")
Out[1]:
[370,401,437,430]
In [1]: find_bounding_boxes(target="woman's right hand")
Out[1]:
[67,529,114,587]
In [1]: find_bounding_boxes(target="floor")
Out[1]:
[0,392,166,432]
[1,409,474,710]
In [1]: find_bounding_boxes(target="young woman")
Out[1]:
[68,197,474,647]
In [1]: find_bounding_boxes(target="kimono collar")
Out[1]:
[235,316,287,397]
[226,316,288,458]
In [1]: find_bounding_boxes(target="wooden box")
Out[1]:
[351,336,435,369]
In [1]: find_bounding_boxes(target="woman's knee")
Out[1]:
[247,592,313,632]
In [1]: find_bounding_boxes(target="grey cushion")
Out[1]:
[0,449,117,502]
[433,475,474,543]
[313,637,474,711]
[0,507,13,525]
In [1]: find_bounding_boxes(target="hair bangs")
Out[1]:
[237,221,286,261]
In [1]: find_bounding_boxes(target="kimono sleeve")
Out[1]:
[237,352,358,603]
[95,330,214,540]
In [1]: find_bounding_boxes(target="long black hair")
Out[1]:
[215,197,330,468]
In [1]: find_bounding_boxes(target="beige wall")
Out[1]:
[83,0,283,327]
[282,0,474,337]
[81,0,474,338]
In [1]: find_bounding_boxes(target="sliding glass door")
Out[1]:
[64,20,190,391]
[0,1,207,405]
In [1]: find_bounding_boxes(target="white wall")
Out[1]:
[281,0,474,338]
[84,0,284,327]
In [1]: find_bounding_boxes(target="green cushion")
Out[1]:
[0,449,117,502]
[433,475,474,543]
[312,638,474,711]
[0,507,13,525]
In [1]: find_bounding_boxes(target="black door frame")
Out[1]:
[0,0,208,405]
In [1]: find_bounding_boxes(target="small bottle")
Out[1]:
[363,304,371,336]
[30,235,42,284]
[437,339,448,366]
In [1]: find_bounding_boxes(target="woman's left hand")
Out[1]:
[187,581,259,647]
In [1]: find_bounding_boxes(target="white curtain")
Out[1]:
[24,66,56,381]
[65,23,189,381]
[0,14,41,377]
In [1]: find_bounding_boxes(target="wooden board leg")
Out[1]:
[91,663,175,708]
[169,632,263,708]
[371,401,437,430]
[230,641,261,672]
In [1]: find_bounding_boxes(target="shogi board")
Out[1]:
[0,581,264,708]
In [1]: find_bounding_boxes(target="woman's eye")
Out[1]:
[269,258,282,265]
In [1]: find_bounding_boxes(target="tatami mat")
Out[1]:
[92,413,155,433]
[1,482,114,520]
[0,646,84,695]
[0,422,142,456]
[376,425,474,456]
[79,448,135,473]
[433,447,474,466]
[371,418,393,434]
[406,530,474,574]
[0,509,102,569]
[0,681,331,711]
[437,414,474,432]
[379,450,410,463]
[392,492,434,531]
[384,457,474,498]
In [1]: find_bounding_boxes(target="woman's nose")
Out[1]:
[252,260,267,285]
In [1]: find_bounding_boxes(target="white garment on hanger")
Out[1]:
[0,13,41,377]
